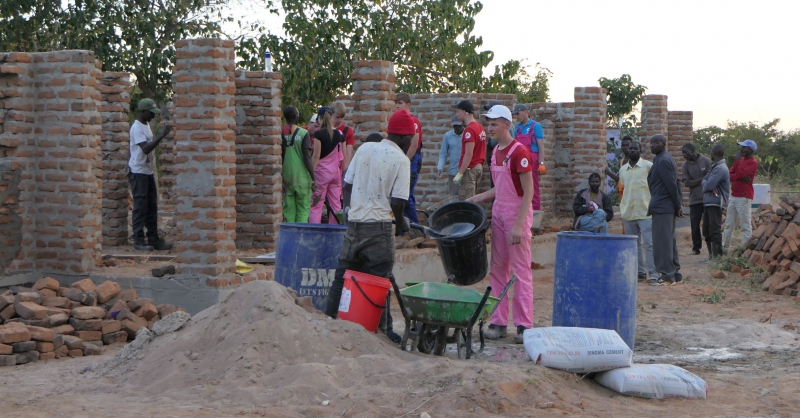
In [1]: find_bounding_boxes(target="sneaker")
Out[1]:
[647,278,664,286]
[514,326,528,344]
[637,274,647,282]
[148,238,174,251]
[692,249,701,255]
[484,324,507,340]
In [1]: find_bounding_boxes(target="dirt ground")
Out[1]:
[2,225,800,417]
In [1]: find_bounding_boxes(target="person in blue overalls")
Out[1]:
[511,104,545,211]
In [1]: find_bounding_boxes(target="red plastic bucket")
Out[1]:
[337,270,392,332]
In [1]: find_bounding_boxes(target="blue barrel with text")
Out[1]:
[274,223,347,312]
[553,231,638,349]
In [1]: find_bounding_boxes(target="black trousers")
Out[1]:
[129,173,159,242]
[690,203,705,252]
[325,221,396,331]
[703,205,723,247]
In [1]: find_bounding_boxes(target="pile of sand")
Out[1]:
[90,281,588,416]
[668,319,800,351]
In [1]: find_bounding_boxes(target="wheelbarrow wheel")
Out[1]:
[417,324,438,354]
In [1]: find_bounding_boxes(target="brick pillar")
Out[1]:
[538,120,556,213]
[158,102,177,213]
[172,39,237,283]
[640,94,669,160]
[99,72,131,246]
[0,52,35,274]
[33,51,103,273]
[669,110,694,208]
[570,87,607,209]
[351,60,395,143]
[234,70,283,250]
[550,103,576,214]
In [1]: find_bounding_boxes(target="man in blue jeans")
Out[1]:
[395,93,422,224]
[128,99,173,251]
[437,114,464,196]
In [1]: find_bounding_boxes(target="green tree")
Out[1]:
[598,74,647,138]
[236,0,548,114]
[1,0,234,103]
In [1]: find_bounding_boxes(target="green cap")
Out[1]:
[137,99,161,114]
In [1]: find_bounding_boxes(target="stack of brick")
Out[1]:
[350,60,396,144]
[0,277,185,367]
[565,87,608,213]
[233,70,283,250]
[98,72,132,246]
[171,38,238,283]
[158,102,178,213]
[738,198,800,300]
[668,110,694,208]
[527,102,576,214]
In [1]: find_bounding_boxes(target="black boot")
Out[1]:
[712,243,724,259]
[148,236,174,251]
[706,242,713,261]
[133,238,154,251]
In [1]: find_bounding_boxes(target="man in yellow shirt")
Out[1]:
[618,141,659,284]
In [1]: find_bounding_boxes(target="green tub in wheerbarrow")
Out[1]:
[390,275,516,360]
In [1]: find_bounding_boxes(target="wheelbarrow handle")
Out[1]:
[468,286,492,329]
[488,274,518,317]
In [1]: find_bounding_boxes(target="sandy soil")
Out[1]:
[2,226,800,418]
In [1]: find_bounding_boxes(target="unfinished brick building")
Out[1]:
[1,39,694,312]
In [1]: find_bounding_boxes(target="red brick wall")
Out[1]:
[98,72,131,246]
[172,39,238,282]
[234,70,283,250]
[351,60,396,143]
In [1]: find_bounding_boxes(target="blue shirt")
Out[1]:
[511,119,544,153]
[438,130,462,176]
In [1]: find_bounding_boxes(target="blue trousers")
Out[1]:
[403,153,422,224]
[578,209,608,234]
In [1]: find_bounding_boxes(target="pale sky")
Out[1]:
[228,0,800,131]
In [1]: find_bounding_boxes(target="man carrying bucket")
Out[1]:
[467,105,534,344]
[324,110,414,343]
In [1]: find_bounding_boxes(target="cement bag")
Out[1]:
[523,327,632,373]
[594,364,708,399]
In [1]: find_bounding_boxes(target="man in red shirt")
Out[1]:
[452,100,487,200]
[723,139,759,250]
[332,101,356,173]
[467,105,534,344]
[395,93,423,223]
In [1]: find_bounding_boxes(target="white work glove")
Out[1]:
[453,173,463,185]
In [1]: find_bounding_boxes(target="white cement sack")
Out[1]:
[594,364,708,399]
[523,327,632,373]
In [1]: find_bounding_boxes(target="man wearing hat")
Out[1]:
[324,110,414,344]
[437,114,464,197]
[511,104,545,211]
[452,100,487,200]
[128,99,173,251]
[468,105,534,344]
[723,139,759,250]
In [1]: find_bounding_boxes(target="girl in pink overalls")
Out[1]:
[309,107,345,224]
[467,105,534,344]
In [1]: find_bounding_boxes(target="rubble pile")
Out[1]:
[0,277,184,367]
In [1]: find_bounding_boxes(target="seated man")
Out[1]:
[573,173,614,233]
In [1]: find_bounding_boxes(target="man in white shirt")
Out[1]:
[128,99,173,251]
[324,110,413,344]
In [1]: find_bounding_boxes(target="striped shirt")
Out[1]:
[618,159,653,221]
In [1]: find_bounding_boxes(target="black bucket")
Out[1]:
[428,202,489,286]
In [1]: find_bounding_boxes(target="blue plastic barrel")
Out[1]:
[552,232,638,349]
[274,223,346,312]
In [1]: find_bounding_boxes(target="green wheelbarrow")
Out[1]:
[390,275,517,359]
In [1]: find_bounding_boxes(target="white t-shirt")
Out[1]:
[344,140,410,222]
[129,120,154,175]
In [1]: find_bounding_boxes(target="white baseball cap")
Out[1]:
[482,105,512,122]
[309,114,318,124]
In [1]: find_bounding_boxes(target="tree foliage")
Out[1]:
[236,0,549,113]
[694,119,800,184]
[1,0,232,103]
[598,74,647,133]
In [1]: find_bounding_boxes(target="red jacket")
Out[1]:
[729,156,758,199]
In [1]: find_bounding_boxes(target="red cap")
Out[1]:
[387,110,416,135]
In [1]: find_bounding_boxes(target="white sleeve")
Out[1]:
[391,158,411,200]
[344,149,358,184]
[131,124,148,145]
